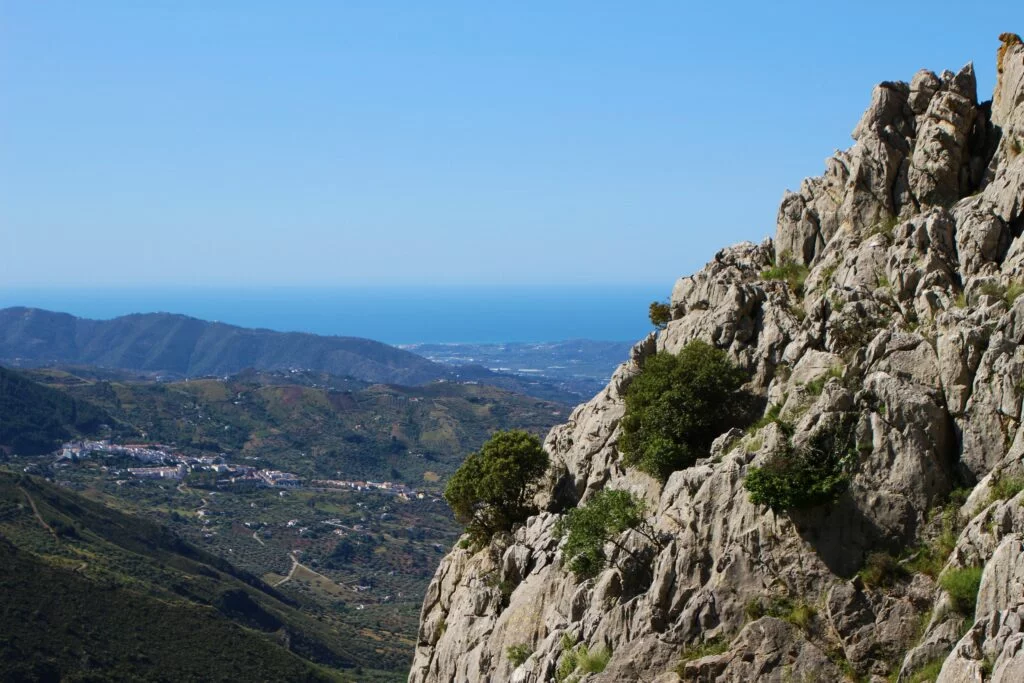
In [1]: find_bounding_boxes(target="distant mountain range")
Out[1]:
[0,307,447,385]
[1,307,629,401]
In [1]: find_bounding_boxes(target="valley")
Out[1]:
[0,358,584,679]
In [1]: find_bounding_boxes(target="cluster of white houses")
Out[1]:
[60,440,196,464]
[311,478,424,499]
[128,464,188,480]
[55,441,437,498]
[57,440,302,487]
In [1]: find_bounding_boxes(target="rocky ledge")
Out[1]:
[412,33,1024,683]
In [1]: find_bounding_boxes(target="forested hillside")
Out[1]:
[0,366,117,455]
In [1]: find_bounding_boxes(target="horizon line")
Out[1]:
[0,281,673,289]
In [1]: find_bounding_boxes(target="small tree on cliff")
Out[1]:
[444,430,549,546]
[649,300,672,329]
[555,488,661,579]
[620,341,749,481]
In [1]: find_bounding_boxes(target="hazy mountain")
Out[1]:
[0,307,595,402]
[0,307,448,385]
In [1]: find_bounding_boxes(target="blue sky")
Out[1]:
[0,2,1016,287]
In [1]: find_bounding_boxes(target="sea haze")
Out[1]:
[0,284,666,345]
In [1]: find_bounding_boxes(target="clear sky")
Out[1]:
[0,2,1017,287]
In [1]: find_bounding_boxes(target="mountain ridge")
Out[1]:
[0,307,596,402]
[0,306,446,385]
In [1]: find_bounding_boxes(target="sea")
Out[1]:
[0,284,668,345]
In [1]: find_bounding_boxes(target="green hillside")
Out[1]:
[26,367,566,484]
[0,366,121,455]
[5,365,567,677]
[0,471,398,681]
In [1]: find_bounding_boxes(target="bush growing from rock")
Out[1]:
[803,365,844,396]
[676,635,730,668]
[555,489,659,580]
[506,644,531,667]
[857,551,909,588]
[620,342,749,481]
[556,642,611,681]
[444,430,549,547]
[940,566,983,617]
[578,645,611,674]
[989,474,1024,504]
[648,301,672,329]
[761,255,810,297]
[743,595,816,632]
[906,657,946,683]
[905,490,970,578]
[744,413,859,511]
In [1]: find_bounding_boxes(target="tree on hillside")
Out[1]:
[444,430,549,546]
[620,341,749,481]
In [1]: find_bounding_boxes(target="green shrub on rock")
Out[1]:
[940,566,983,617]
[620,342,749,481]
[676,635,730,667]
[906,657,946,683]
[857,551,909,588]
[649,301,672,329]
[444,430,549,547]
[507,644,531,667]
[905,493,969,578]
[555,489,659,580]
[761,255,810,297]
[744,413,859,511]
[578,645,611,674]
[556,642,611,682]
[989,474,1024,504]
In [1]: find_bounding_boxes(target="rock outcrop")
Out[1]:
[412,34,1024,683]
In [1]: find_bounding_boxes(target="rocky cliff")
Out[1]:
[411,34,1024,683]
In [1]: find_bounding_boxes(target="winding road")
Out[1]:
[274,552,302,586]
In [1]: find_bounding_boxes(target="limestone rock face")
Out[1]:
[907,65,980,209]
[938,606,1024,682]
[677,618,843,683]
[412,34,1024,683]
